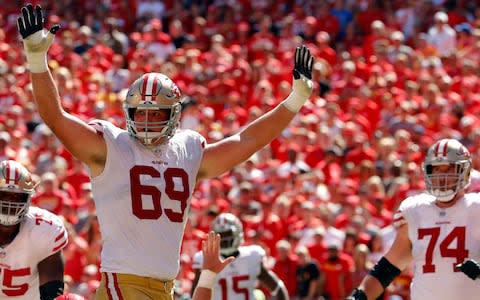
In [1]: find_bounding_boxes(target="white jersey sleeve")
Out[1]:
[26,207,68,262]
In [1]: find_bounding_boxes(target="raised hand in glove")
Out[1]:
[456,259,480,280]
[282,45,314,113]
[17,4,60,73]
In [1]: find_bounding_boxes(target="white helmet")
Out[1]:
[123,73,182,147]
[0,160,36,226]
[423,139,472,202]
[211,213,244,256]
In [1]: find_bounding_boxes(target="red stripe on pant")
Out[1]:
[113,273,124,300]
[105,273,124,300]
[105,273,113,300]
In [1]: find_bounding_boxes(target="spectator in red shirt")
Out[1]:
[247,16,277,61]
[355,0,387,36]
[31,172,69,215]
[332,60,364,101]
[312,31,337,67]
[63,220,89,284]
[300,16,319,43]
[277,16,299,59]
[362,20,388,61]
[272,240,298,297]
[64,159,91,202]
[316,2,340,42]
[306,226,327,263]
[257,199,286,257]
[320,241,353,300]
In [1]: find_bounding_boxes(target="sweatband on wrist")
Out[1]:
[197,270,217,289]
[368,256,401,289]
[26,52,49,73]
[281,91,308,113]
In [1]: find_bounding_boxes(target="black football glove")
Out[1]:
[17,4,60,39]
[293,45,314,80]
[456,259,480,280]
[17,4,60,72]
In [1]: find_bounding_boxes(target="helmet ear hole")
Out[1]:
[425,164,433,175]
[127,108,136,120]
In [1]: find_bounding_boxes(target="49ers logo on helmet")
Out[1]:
[166,84,181,100]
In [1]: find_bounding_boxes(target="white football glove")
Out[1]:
[17,4,60,73]
[282,45,314,113]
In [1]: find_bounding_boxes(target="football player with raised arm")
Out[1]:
[191,213,289,300]
[17,4,313,299]
[347,139,480,300]
[192,231,235,300]
[0,160,67,300]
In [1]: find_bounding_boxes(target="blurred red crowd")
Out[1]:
[2,0,480,299]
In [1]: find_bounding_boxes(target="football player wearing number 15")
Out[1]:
[347,139,480,300]
[17,4,314,300]
[191,213,288,300]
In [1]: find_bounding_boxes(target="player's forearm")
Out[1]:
[270,280,289,300]
[192,287,212,300]
[357,274,386,299]
[30,72,65,126]
[276,287,289,300]
[307,280,318,299]
[239,104,295,149]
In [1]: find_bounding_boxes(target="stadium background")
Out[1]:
[1,0,480,299]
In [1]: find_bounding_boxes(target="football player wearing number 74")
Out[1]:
[347,138,480,300]
[17,4,313,300]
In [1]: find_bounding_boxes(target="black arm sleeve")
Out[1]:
[40,280,64,300]
[368,257,401,289]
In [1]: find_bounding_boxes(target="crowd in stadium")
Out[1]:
[2,0,480,299]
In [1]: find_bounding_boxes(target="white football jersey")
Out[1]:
[193,245,265,300]
[90,120,205,279]
[0,206,67,299]
[394,192,480,300]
